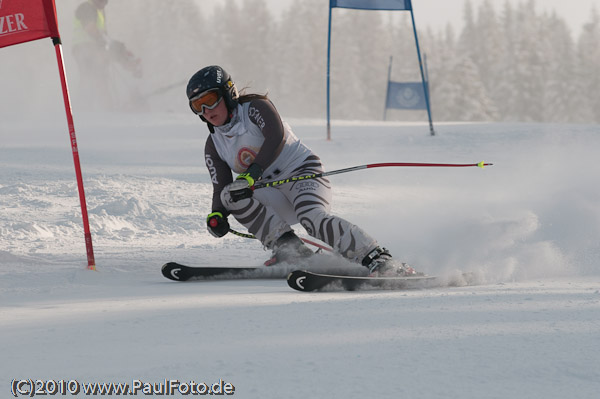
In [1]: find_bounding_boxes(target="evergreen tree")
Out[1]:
[6,0,598,122]
[494,0,518,121]
[428,24,460,120]
[436,55,497,121]
[275,0,328,118]
[457,0,477,57]
[474,0,505,118]
[352,11,392,120]
[235,0,276,95]
[210,0,243,69]
[503,1,545,121]
[450,0,498,120]
[541,13,577,122]
[575,8,600,122]
[330,9,391,120]
[330,9,367,119]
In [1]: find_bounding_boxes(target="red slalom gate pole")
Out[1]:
[254,161,493,190]
[0,0,95,269]
[53,37,96,269]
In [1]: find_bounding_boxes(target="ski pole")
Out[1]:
[230,161,491,244]
[254,161,492,190]
[228,228,255,239]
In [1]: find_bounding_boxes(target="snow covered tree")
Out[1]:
[442,1,498,121]
[232,0,276,95]
[435,55,497,121]
[209,0,243,69]
[473,0,506,115]
[575,8,600,122]
[274,0,329,118]
[540,13,578,122]
[329,9,392,120]
[427,24,458,121]
[29,0,595,122]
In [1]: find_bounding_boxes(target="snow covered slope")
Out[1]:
[1,114,599,398]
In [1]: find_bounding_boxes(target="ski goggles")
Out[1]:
[189,89,223,115]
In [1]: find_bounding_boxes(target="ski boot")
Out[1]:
[362,247,418,277]
[264,231,314,266]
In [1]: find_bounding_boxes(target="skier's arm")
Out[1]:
[246,98,286,174]
[205,136,233,214]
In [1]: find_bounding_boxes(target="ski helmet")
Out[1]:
[186,65,239,114]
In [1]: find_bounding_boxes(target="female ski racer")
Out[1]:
[187,65,416,276]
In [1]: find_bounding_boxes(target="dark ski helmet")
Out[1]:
[186,65,239,114]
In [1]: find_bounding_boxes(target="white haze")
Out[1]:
[210,0,599,34]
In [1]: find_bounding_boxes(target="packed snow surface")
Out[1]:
[1,113,599,398]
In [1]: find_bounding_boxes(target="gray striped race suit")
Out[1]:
[204,98,378,263]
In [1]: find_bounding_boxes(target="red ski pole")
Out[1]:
[228,161,492,245]
[254,161,492,190]
[228,228,332,252]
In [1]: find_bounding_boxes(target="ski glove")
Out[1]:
[206,211,229,238]
[229,163,263,202]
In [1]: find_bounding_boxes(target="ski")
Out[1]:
[163,262,475,290]
[161,262,261,282]
[287,269,439,292]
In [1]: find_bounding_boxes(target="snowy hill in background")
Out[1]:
[2,114,599,398]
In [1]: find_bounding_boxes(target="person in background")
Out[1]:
[72,0,141,108]
[187,65,418,276]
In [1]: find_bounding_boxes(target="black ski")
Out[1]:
[287,269,438,292]
[161,262,260,282]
